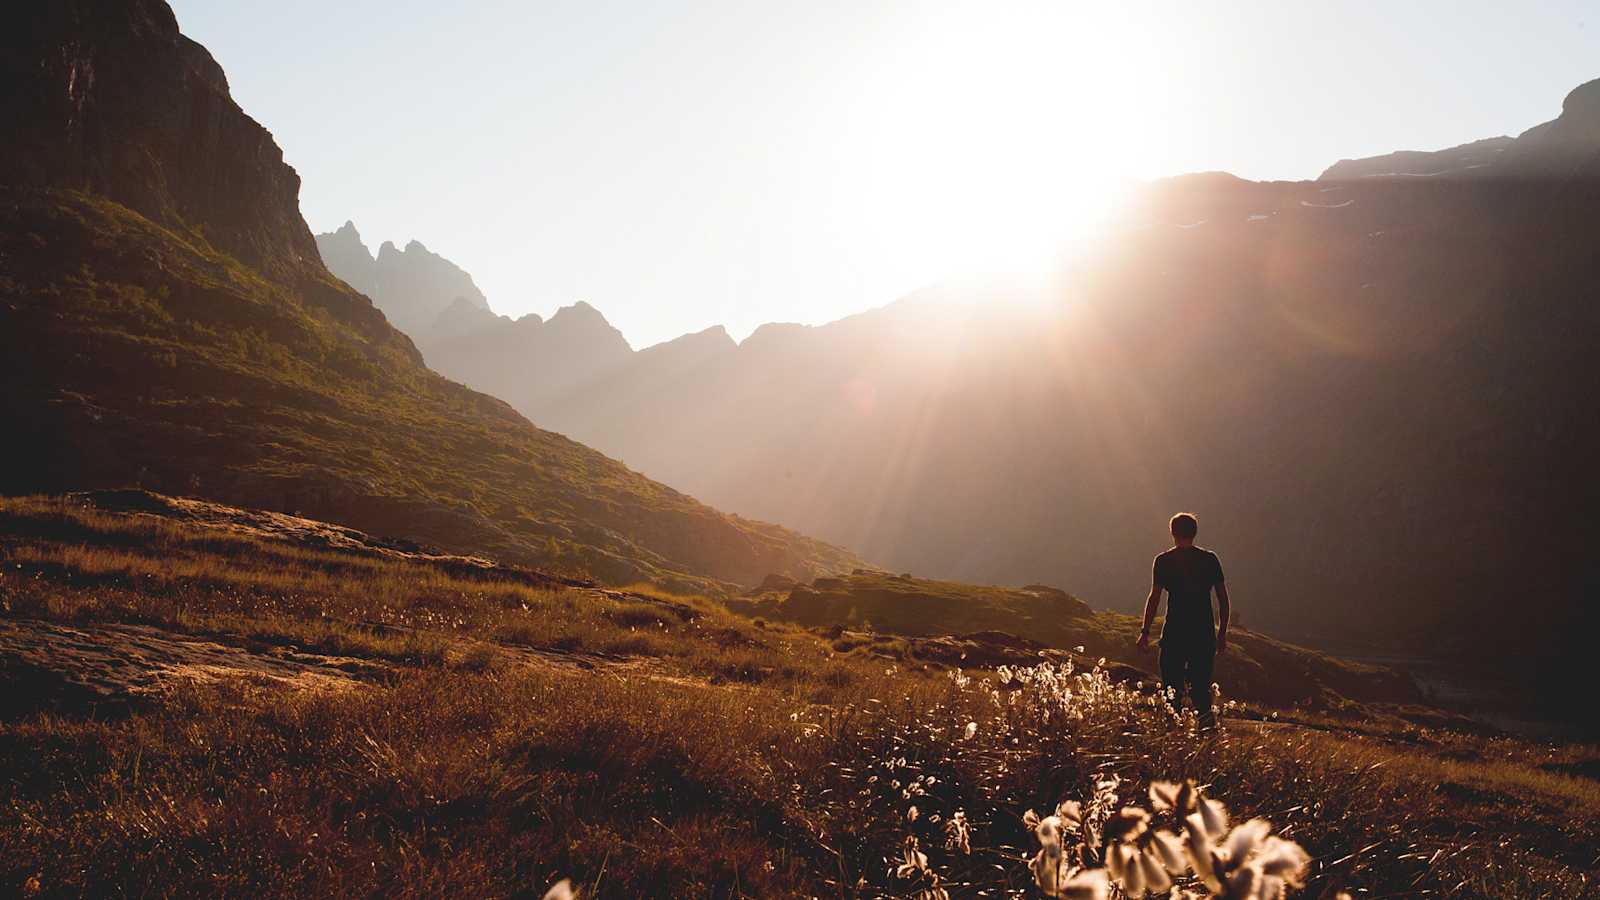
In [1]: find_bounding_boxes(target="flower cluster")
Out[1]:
[1025,779,1313,900]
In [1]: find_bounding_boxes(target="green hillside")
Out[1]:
[0,188,856,591]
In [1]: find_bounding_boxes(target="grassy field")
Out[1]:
[0,495,1595,898]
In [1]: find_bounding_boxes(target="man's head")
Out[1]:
[1169,512,1199,545]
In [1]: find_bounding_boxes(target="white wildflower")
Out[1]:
[1148,829,1188,875]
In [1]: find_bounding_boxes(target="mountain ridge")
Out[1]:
[0,0,860,593]
[321,79,1600,729]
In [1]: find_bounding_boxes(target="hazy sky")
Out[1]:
[171,1,1598,348]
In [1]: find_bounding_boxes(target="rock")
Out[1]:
[1,0,317,279]
[751,573,798,594]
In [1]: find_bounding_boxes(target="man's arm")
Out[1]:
[1214,582,1230,654]
[1137,584,1161,651]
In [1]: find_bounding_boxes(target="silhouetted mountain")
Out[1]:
[427,296,508,342]
[0,0,858,592]
[1498,77,1600,177]
[311,228,638,406]
[369,238,490,335]
[468,80,1598,725]
[1319,136,1513,180]
[314,220,378,297]
[423,300,634,413]
[313,223,491,335]
[1321,78,1600,181]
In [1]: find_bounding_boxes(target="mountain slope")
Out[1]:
[422,88,1600,726]
[1322,77,1600,181]
[422,301,635,414]
[0,0,857,591]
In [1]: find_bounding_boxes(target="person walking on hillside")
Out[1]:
[1136,512,1230,729]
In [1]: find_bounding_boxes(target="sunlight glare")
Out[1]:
[839,2,1165,292]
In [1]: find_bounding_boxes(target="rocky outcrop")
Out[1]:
[1321,78,1600,181]
[314,220,378,296]
[0,0,319,277]
[1319,136,1513,181]
[739,571,1094,638]
[1497,77,1600,177]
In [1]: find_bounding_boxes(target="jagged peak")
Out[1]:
[549,300,608,324]
[317,220,369,251]
[740,322,811,349]
[641,324,736,356]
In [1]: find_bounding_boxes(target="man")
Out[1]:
[1136,512,1230,727]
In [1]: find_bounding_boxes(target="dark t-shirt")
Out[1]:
[1153,546,1224,645]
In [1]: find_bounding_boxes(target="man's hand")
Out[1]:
[1136,631,1151,653]
[1215,632,1228,655]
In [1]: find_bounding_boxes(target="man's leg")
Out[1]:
[1158,642,1187,712]
[1190,643,1217,726]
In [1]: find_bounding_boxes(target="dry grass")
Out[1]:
[0,496,1596,898]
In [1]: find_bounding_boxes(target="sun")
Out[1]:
[836,2,1157,294]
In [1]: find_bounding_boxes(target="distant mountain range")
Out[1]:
[0,0,859,593]
[314,223,492,336]
[320,79,1600,722]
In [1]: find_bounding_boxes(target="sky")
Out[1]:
[170,0,1599,348]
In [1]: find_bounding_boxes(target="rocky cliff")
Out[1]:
[2,0,318,278]
[0,0,861,592]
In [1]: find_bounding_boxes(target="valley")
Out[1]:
[2,1,1597,896]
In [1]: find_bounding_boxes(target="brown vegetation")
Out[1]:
[0,495,1595,897]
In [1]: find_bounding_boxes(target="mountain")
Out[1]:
[0,0,858,593]
[427,295,508,342]
[312,224,491,335]
[1497,77,1600,177]
[423,300,635,413]
[313,221,378,297]
[1319,136,1513,180]
[311,229,637,409]
[1321,77,1600,181]
[410,83,1599,725]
